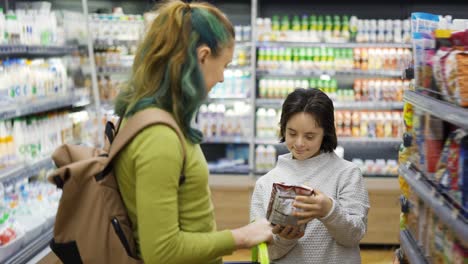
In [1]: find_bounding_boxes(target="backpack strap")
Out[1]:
[95,108,187,182]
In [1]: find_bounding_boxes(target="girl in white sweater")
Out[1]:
[250,88,370,264]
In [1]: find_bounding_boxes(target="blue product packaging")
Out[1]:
[459,135,468,214]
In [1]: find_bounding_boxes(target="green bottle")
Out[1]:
[317,16,324,33]
[309,15,317,31]
[333,15,341,38]
[301,15,308,31]
[272,15,280,31]
[281,15,290,32]
[307,48,314,68]
[309,78,318,89]
[285,48,292,62]
[341,15,350,42]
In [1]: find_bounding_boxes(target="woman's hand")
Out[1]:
[231,218,273,249]
[272,225,305,240]
[293,189,333,225]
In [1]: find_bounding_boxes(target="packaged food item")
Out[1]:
[424,116,444,174]
[443,50,468,107]
[266,183,314,231]
[460,134,468,215]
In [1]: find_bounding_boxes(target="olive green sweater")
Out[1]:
[115,119,235,264]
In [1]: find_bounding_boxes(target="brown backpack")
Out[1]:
[48,108,186,264]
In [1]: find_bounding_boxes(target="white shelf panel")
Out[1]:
[0,157,55,184]
[257,41,412,49]
[97,66,132,75]
[257,69,402,78]
[399,164,468,244]
[0,45,77,57]
[4,226,54,264]
[256,99,404,110]
[255,137,401,145]
[404,90,468,130]
[0,93,90,120]
[203,136,250,144]
[399,230,428,264]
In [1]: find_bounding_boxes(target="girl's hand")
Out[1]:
[293,189,333,225]
[272,224,305,240]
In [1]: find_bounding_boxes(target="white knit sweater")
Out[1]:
[250,152,370,264]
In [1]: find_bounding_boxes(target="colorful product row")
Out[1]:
[256,15,411,44]
[335,111,403,139]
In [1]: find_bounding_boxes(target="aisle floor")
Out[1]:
[39,247,397,263]
[223,248,397,263]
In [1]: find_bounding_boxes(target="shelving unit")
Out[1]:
[254,137,401,145]
[257,69,403,78]
[404,90,468,130]
[256,98,404,110]
[0,45,77,58]
[0,92,90,120]
[399,164,468,244]
[257,41,412,49]
[203,136,250,144]
[4,227,54,264]
[0,157,55,184]
[399,230,429,264]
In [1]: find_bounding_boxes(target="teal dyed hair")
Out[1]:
[114,1,235,144]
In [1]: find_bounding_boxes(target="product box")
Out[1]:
[266,183,314,231]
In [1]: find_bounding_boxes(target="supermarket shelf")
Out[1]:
[0,45,77,57]
[404,90,468,130]
[255,137,401,145]
[207,96,250,102]
[227,65,251,70]
[399,230,428,264]
[235,41,253,47]
[209,168,250,175]
[0,93,89,120]
[257,69,402,78]
[254,169,397,178]
[257,41,412,49]
[399,164,468,244]
[338,137,402,145]
[254,138,281,145]
[203,136,250,144]
[97,66,132,75]
[4,227,54,264]
[0,157,55,184]
[93,39,139,48]
[256,98,404,110]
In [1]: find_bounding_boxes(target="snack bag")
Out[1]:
[266,183,314,231]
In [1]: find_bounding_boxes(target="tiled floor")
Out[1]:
[223,248,397,264]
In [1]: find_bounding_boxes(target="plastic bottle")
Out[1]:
[255,145,266,172]
[0,8,5,45]
[267,145,277,170]
[256,108,267,138]
[266,109,277,138]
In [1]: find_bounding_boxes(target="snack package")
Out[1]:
[266,183,314,231]
[442,50,468,107]
[459,134,468,215]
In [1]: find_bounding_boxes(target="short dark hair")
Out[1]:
[279,88,337,153]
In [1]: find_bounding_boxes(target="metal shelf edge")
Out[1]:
[404,90,468,130]
[399,164,468,244]
[399,230,428,264]
[5,226,54,264]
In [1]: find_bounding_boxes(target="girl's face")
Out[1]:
[198,44,234,93]
[285,112,324,161]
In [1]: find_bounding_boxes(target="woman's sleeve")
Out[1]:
[133,125,235,264]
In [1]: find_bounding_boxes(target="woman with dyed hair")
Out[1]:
[114,1,272,263]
